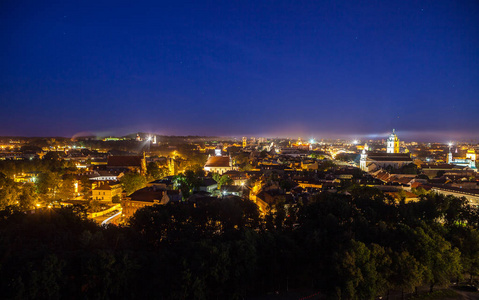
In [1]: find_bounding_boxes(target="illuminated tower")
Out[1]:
[360,148,368,171]
[387,129,399,153]
[242,137,247,148]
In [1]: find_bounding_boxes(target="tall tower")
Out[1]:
[360,148,368,171]
[447,145,454,164]
[242,137,247,148]
[387,129,400,153]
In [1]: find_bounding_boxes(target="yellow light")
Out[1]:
[36,203,41,207]
[47,205,52,209]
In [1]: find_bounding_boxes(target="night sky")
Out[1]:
[1,1,478,141]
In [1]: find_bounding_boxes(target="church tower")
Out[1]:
[360,148,368,171]
[447,145,454,164]
[215,146,222,156]
[242,137,247,148]
[387,129,400,153]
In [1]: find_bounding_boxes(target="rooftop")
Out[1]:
[205,156,231,168]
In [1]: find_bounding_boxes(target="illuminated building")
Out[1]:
[122,188,182,219]
[387,129,400,153]
[204,146,235,174]
[360,130,411,172]
[92,183,122,202]
[466,149,477,162]
[242,137,247,148]
[215,146,222,157]
[447,146,476,170]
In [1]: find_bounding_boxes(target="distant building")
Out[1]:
[447,147,476,171]
[204,156,234,174]
[86,170,123,181]
[223,170,248,186]
[122,187,182,219]
[204,147,235,174]
[387,129,400,153]
[107,155,146,174]
[198,177,218,193]
[360,151,412,172]
[220,185,245,197]
[420,163,474,179]
[92,183,122,202]
[360,130,412,172]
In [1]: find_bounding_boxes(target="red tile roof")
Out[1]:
[107,156,143,167]
[205,156,231,168]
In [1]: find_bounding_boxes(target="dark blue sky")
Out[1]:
[1,0,478,140]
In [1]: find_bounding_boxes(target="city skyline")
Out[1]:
[1,1,478,139]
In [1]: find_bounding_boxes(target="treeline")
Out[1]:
[1,188,479,299]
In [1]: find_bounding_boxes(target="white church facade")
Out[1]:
[203,146,236,174]
[360,130,412,172]
[447,147,477,171]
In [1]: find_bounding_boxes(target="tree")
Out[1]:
[17,183,38,210]
[448,227,479,283]
[146,162,169,180]
[0,173,23,210]
[213,173,233,189]
[35,171,60,197]
[173,170,203,199]
[408,226,462,292]
[57,175,75,201]
[120,173,146,195]
[335,240,382,300]
[391,251,424,299]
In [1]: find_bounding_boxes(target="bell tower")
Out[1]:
[360,148,368,171]
[387,129,400,153]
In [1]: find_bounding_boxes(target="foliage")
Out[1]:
[212,173,233,189]
[0,173,38,210]
[173,169,203,199]
[120,173,146,196]
[146,161,169,181]
[1,186,479,299]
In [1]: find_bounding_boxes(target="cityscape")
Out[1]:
[1,1,479,300]
[1,131,479,299]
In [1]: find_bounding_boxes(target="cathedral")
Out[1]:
[204,145,235,174]
[360,129,412,172]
